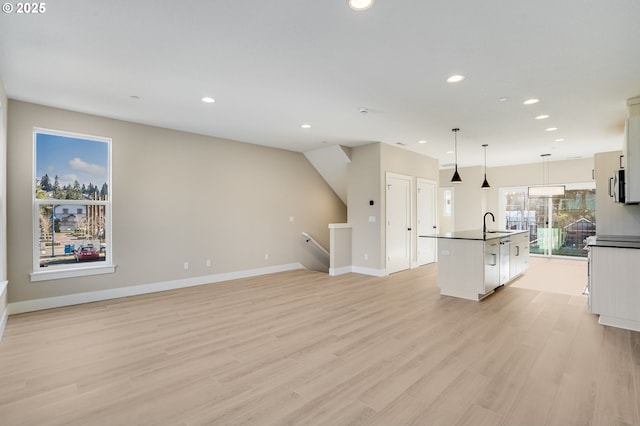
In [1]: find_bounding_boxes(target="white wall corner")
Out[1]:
[0,307,7,342]
[0,280,8,342]
[329,266,352,276]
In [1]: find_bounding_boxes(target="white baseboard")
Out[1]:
[599,315,640,332]
[329,265,387,277]
[8,263,303,315]
[329,266,352,276]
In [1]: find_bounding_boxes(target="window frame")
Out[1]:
[30,128,115,282]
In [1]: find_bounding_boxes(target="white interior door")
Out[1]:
[417,178,437,265]
[386,173,412,274]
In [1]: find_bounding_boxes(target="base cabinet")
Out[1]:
[590,245,640,331]
[484,240,500,295]
[509,233,529,280]
[437,232,529,301]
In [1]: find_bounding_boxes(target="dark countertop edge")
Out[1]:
[586,241,640,249]
[419,230,528,241]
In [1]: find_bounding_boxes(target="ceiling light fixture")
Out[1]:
[348,0,374,11]
[554,138,565,142]
[481,144,490,189]
[545,127,558,132]
[498,97,509,102]
[528,153,565,197]
[447,75,465,83]
[301,124,311,129]
[201,97,215,103]
[523,98,539,105]
[418,140,428,144]
[450,128,462,183]
[535,114,550,120]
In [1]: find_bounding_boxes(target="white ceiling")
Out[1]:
[1,0,640,168]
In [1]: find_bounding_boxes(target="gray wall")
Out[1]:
[0,78,7,327]
[348,142,439,273]
[440,157,595,232]
[347,143,382,272]
[7,100,346,304]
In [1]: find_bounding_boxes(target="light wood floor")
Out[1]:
[512,257,588,296]
[1,262,639,425]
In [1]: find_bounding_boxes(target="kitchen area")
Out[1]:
[584,95,640,332]
[428,96,640,333]
[420,216,529,301]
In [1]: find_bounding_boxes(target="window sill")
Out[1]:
[29,264,116,282]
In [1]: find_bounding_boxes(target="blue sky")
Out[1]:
[36,132,109,188]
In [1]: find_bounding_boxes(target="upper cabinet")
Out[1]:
[623,96,640,203]
[594,151,640,237]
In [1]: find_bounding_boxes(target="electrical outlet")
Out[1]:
[265,253,269,261]
[183,262,189,270]
[289,216,295,222]
[206,259,212,268]
[364,253,368,261]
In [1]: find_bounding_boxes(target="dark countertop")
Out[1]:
[585,236,640,249]
[419,229,528,241]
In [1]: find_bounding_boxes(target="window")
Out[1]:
[499,183,595,258]
[31,128,114,281]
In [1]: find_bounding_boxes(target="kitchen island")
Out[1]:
[420,230,529,301]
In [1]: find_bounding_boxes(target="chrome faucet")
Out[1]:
[483,212,495,234]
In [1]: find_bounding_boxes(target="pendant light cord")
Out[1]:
[452,128,460,167]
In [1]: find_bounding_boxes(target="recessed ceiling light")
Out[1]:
[348,0,374,11]
[554,138,565,142]
[535,114,550,120]
[201,97,215,103]
[447,75,465,83]
[418,140,428,144]
[523,98,539,105]
[301,124,311,129]
[447,150,454,154]
[545,127,558,132]
[498,97,509,102]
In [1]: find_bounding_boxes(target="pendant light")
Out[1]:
[528,154,566,197]
[450,128,462,183]
[481,144,490,188]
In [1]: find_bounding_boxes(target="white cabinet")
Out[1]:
[594,151,640,237]
[436,231,529,301]
[509,233,530,279]
[622,96,640,203]
[484,240,499,295]
[437,237,486,301]
[590,245,640,332]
